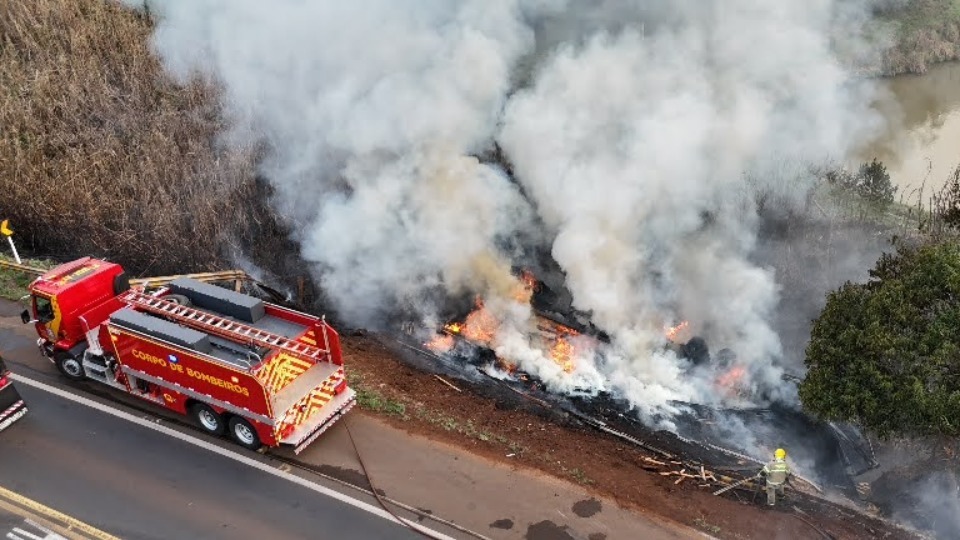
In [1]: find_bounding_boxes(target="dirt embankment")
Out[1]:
[342,333,920,540]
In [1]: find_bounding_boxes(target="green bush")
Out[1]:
[801,241,960,436]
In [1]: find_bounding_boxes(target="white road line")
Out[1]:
[9,528,41,540]
[22,520,66,540]
[10,374,458,540]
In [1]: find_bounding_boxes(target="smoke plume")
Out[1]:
[126,0,891,422]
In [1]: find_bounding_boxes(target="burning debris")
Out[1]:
[665,321,691,344]
[424,271,587,379]
[716,365,748,398]
[420,268,763,409]
[403,267,877,502]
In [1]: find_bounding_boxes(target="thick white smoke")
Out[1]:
[126,0,890,423]
[500,2,887,413]
[131,0,552,326]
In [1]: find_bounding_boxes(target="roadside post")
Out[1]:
[1,219,21,264]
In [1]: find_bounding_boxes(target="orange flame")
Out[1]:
[462,301,500,344]
[716,365,747,394]
[444,322,463,334]
[424,333,455,353]
[665,321,690,342]
[429,270,582,377]
[550,332,577,373]
[497,358,518,373]
[511,270,538,303]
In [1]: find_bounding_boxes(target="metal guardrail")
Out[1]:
[0,258,250,289]
[0,259,44,276]
[130,270,249,288]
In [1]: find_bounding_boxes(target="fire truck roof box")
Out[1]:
[110,307,213,354]
[168,277,265,324]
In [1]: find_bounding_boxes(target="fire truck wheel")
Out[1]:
[228,416,261,450]
[54,352,85,381]
[190,403,225,436]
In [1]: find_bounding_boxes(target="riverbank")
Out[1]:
[853,62,960,200]
[877,0,960,75]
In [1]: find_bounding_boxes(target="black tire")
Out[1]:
[54,352,85,382]
[228,416,262,451]
[190,403,225,436]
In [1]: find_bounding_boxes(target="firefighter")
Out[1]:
[761,448,791,506]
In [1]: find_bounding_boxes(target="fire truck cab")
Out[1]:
[21,257,355,453]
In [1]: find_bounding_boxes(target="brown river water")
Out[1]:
[854,61,960,203]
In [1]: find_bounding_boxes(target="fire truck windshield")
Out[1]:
[35,296,54,323]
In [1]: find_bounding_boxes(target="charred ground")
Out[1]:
[342,332,919,540]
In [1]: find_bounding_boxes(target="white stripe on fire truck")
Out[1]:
[121,367,276,426]
[9,374,459,540]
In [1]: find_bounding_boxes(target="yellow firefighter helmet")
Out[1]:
[775,448,786,460]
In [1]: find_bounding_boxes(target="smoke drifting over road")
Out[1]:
[126,0,892,423]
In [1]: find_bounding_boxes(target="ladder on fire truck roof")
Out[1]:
[119,289,330,364]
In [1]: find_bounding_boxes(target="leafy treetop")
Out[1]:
[800,241,960,436]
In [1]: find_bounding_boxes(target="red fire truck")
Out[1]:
[0,354,27,433]
[19,257,355,453]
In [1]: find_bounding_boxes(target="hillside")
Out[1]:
[0,2,948,538]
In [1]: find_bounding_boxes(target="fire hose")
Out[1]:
[713,473,763,495]
[491,369,831,499]
[341,417,491,540]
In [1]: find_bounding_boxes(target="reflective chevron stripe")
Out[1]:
[256,352,313,394]
[280,368,345,428]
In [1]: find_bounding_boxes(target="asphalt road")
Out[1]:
[0,382,424,540]
[0,306,428,540]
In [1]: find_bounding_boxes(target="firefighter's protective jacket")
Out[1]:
[762,458,790,486]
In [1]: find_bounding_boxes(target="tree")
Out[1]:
[855,158,896,205]
[800,241,960,436]
[824,158,897,207]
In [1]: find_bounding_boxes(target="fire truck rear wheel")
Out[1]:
[54,352,85,382]
[228,416,261,450]
[190,403,225,436]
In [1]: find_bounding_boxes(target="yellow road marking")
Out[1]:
[0,484,120,540]
[0,497,85,540]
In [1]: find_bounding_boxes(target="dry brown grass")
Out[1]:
[0,0,273,276]
[878,0,960,75]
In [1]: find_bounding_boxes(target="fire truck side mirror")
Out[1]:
[20,309,34,325]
